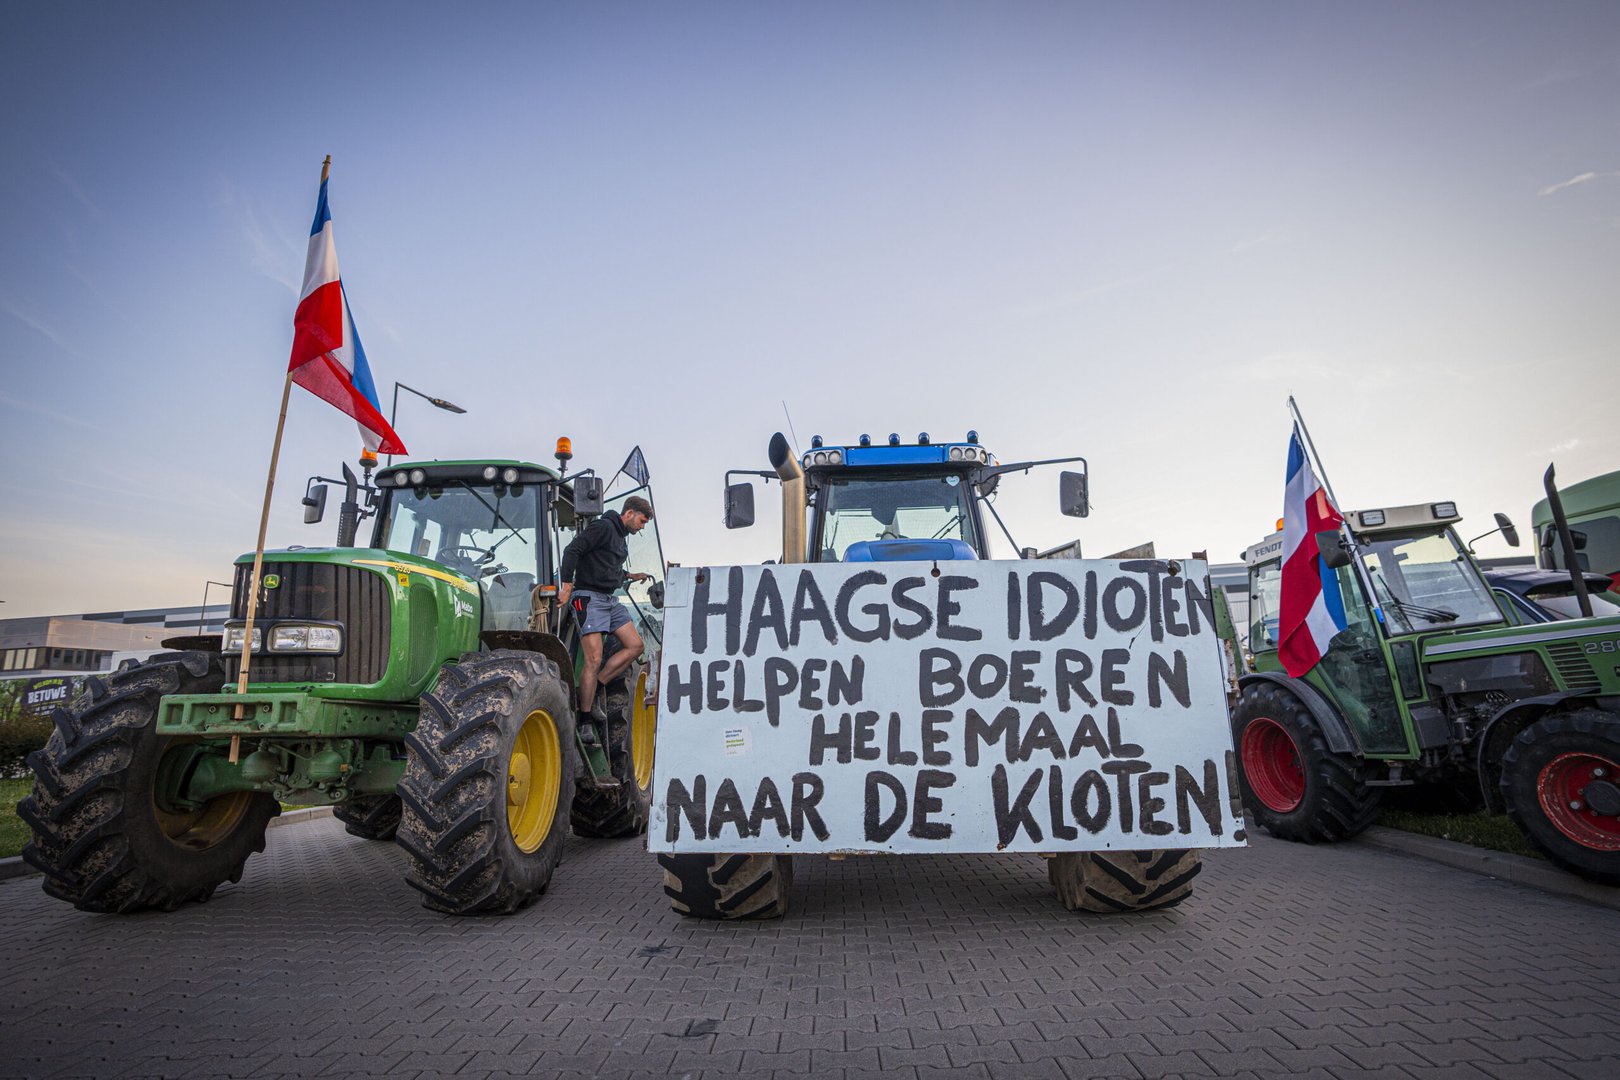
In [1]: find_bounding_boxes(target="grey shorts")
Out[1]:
[573,589,630,636]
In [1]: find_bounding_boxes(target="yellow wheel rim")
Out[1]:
[508,708,561,853]
[153,792,254,851]
[632,669,657,790]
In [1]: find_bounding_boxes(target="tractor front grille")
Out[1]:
[226,562,390,686]
[1544,641,1601,693]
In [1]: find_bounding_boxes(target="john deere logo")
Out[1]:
[263,574,281,589]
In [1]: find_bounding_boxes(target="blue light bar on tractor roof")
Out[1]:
[801,442,993,468]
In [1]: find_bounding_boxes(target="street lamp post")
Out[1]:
[388,382,467,465]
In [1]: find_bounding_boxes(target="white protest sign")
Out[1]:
[649,560,1246,854]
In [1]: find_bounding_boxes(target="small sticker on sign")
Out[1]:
[722,727,749,757]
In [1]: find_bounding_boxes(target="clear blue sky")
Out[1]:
[3,1,1617,616]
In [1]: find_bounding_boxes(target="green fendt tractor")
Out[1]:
[18,444,665,914]
[1228,496,1620,885]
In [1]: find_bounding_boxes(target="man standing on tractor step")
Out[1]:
[558,495,654,724]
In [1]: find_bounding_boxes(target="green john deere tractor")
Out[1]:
[1228,497,1620,884]
[18,446,665,914]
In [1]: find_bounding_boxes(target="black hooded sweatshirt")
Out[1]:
[559,509,630,593]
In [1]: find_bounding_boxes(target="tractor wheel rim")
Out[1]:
[1242,717,1305,813]
[1537,751,1620,851]
[508,708,560,853]
[632,669,656,790]
[153,791,254,851]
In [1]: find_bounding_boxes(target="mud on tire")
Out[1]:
[1501,708,1620,886]
[1049,850,1202,912]
[571,663,654,839]
[334,794,403,841]
[17,652,279,914]
[1232,682,1381,843]
[397,650,575,915]
[658,853,793,919]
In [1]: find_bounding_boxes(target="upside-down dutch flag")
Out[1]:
[287,176,406,455]
[1279,426,1348,677]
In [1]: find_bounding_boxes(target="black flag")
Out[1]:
[619,445,650,486]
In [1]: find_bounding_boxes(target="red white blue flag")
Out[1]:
[1279,425,1347,677]
[288,175,406,455]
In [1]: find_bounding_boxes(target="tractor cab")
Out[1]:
[1341,503,1504,635]
[724,430,1091,563]
[373,459,558,632]
[1243,501,1503,653]
[802,435,995,562]
[369,456,667,650]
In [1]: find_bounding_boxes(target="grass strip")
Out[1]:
[1,778,31,860]
[1377,808,1542,860]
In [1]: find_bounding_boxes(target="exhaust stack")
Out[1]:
[769,432,806,564]
[1543,464,1595,618]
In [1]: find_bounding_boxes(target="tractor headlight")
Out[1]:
[827,449,842,464]
[409,469,426,486]
[221,624,262,652]
[268,623,344,654]
[502,467,519,483]
[483,466,498,480]
[949,447,964,460]
[395,472,411,486]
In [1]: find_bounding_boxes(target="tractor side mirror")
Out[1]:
[1543,525,1587,551]
[1494,512,1520,548]
[1059,471,1089,518]
[648,581,666,609]
[573,476,605,517]
[302,484,329,525]
[724,482,756,530]
[1315,530,1353,569]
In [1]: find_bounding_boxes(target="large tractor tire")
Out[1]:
[1500,709,1620,885]
[397,650,576,915]
[571,663,657,838]
[334,794,402,841]
[1231,683,1381,843]
[1049,850,1202,912]
[657,853,793,919]
[17,652,279,913]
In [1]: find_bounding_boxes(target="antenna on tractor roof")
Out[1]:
[780,400,802,458]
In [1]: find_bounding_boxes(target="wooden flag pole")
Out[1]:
[230,155,330,763]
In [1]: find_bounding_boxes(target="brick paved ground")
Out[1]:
[1,820,1616,1080]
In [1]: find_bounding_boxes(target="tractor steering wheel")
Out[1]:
[436,545,492,575]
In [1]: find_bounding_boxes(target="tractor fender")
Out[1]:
[160,634,223,653]
[480,630,575,690]
[1475,691,1618,813]
[1238,672,1360,756]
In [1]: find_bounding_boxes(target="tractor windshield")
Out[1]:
[815,471,979,561]
[1248,560,1281,650]
[1357,528,1503,634]
[379,482,542,582]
